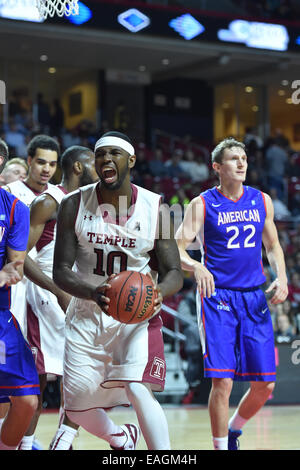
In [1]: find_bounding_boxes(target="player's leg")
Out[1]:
[0,403,9,428]
[229,381,275,428]
[66,408,140,450]
[208,377,233,450]
[49,380,79,450]
[1,395,38,447]
[124,381,170,450]
[17,374,47,450]
[228,289,276,449]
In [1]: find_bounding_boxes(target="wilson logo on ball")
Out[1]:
[137,285,154,320]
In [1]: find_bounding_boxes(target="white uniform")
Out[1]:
[26,185,67,376]
[5,180,55,337]
[64,182,166,411]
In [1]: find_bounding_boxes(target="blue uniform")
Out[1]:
[0,188,40,402]
[197,186,276,381]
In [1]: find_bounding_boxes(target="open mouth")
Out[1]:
[101,165,117,184]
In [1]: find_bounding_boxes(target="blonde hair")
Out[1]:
[4,158,28,172]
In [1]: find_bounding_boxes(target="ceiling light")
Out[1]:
[286,98,293,104]
[245,86,253,93]
[281,79,289,86]
[48,67,56,74]
[138,65,146,72]
[252,105,259,112]
[278,90,285,96]
[162,58,170,66]
[40,54,48,62]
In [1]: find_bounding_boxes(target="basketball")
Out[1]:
[105,270,157,324]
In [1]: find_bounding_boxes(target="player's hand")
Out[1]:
[146,272,163,318]
[194,263,215,298]
[0,260,23,287]
[265,277,288,305]
[93,274,117,314]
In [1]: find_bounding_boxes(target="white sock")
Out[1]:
[212,436,228,450]
[228,410,248,431]
[66,408,127,449]
[125,382,170,450]
[50,424,78,450]
[18,434,35,450]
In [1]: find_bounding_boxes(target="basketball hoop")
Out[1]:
[35,0,79,19]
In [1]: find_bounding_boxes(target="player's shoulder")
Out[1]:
[4,179,24,192]
[0,186,24,206]
[0,187,29,220]
[133,183,161,202]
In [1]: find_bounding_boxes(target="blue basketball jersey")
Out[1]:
[0,188,30,309]
[200,186,266,289]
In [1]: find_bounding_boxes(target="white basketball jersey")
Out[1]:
[5,179,56,207]
[74,183,161,286]
[34,185,67,273]
[6,179,55,336]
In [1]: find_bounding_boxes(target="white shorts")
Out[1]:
[26,277,65,376]
[63,297,166,411]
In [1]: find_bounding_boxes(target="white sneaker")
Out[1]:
[111,423,140,450]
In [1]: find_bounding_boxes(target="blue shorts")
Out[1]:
[196,287,276,382]
[0,309,40,402]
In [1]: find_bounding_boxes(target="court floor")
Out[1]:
[35,404,299,451]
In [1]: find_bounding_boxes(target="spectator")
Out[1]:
[149,148,168,177]
[243,126,263,149]
[50,99,64,136]
[164,149,187,179]
[179,149,209,183]
[4,121,27,157]
[274,312,295,343]
[265,137,288,200]
[37,93,51,131]
[288,271,300,308]
[270,188,291,221]
[131,145,151,185]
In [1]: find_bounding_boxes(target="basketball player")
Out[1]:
[15,146,99,450]
[175,137,288,450]
[0,138,39,450]
[52,131,184,450]
[0,158,28,186]
[3,134,59,337]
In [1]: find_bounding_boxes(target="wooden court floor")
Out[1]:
[34,404,300,451]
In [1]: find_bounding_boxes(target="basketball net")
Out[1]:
[35,0,79,19]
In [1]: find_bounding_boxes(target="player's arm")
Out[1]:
[155,204,184,298]
[53,192,110,310]
[24,194,71,312]
[262,192,288,304]
[5,198,30,280]
[175,196,215,297]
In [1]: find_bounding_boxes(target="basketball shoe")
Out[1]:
[110,423,140,450]
[228,428,242,450]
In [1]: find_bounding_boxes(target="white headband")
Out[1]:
[94,136,135,156]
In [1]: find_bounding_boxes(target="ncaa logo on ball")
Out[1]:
[125,286,138,312]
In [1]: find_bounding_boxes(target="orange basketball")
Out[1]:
[105,270,157,324]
